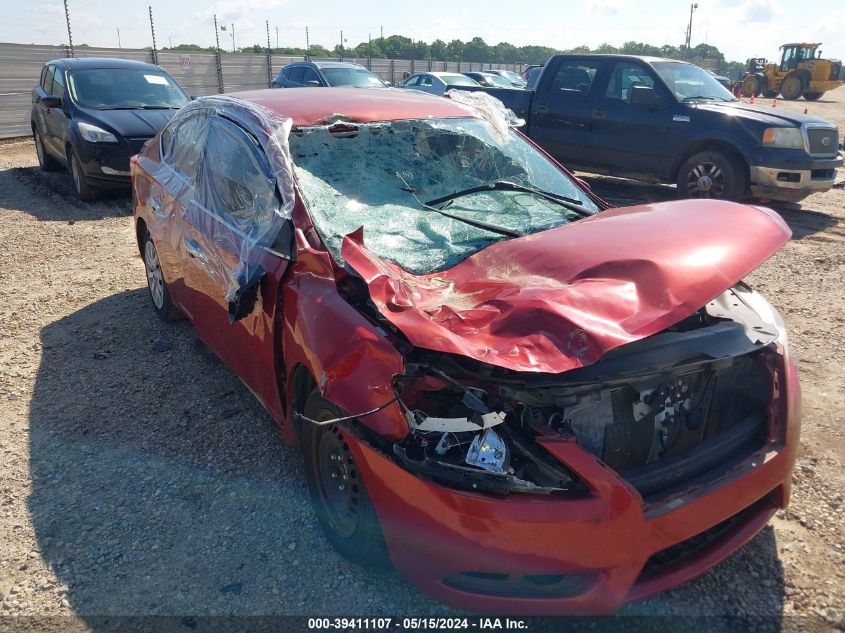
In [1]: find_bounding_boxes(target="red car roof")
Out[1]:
[229,87,475,126]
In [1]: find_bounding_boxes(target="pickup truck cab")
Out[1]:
[482,55,842,202]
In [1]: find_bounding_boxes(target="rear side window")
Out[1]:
[198,117,281,235]
[160,110,208,182]
[288,67,305,85]
[403,75,420,86]
[550,63,599,96]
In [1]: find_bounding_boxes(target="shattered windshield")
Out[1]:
[290,117,600,274]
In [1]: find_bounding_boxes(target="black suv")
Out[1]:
[272,61,387,89]
[31,58,189,200]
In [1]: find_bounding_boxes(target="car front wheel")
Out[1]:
[300,391,390,568]
[68,149,96,201]
[677,150,747,201]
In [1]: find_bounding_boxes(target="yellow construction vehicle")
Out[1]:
[741,43,843,101]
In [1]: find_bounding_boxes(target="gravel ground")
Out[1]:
[0,128,843,632]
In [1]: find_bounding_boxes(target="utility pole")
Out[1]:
[380,25,383,41]
[213,14,224,93]
[340,29,343,61]
[276,26,279,51]
[305,26,310,60]
[63,0,74,57]
[231,23,235,52]
[684,2,698,60]
[149,6,158,65]
[368,33,372,69]
[266,20,273,87]
[117,27,121,48]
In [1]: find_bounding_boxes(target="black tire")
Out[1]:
[780,74,803,100]
[33,128,60,171]
[300,391,390,569]
[762,90,779,98]
[68,148,97,201]
[676,150,747,201]
[741,75,762,97]
[803,92,823,101]
[141,230,183,322]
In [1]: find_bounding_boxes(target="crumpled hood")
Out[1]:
[341,200,791,374]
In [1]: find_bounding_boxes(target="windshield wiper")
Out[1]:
[427,180,594,218]
[394,173,522,238]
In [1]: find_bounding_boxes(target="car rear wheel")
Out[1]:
[780,75,804,100]
[803,92,823,101]
[68,149,97,201]
[33,129,60,171]
[141,231,182,322]
[300,391,390,568]
[677,150,747,201]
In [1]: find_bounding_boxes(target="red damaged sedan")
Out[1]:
[132,87,800,615]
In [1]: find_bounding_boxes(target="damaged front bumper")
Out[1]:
[344,358,800,615]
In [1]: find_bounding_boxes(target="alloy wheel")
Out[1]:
[685,161,726,198]
[144,239,165,310]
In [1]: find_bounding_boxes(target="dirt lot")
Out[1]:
[0,102,843,631]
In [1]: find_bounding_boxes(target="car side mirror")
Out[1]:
[629,85,660,108]
[227,265,265,323]
[306,80,321,87]
[41,96,62,109]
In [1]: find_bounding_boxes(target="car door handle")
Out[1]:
[535,103,550,114]
[592,108,607,119]
[148,197,161,212]
[185,238,204,259]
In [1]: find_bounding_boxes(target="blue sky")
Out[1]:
[2,0,843,63]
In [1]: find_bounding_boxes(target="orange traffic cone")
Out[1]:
[772,99,777,107]
[804,107,808,114]
[750,93,756,104]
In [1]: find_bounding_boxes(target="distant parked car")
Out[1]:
[461,71,513,88]
[400,72,480,95]
[31,57,189,201]
[524,66,544,89]
[483,69,527,88]
[707,69,732,88]
[272,61,387,88]
[521,64,542,80]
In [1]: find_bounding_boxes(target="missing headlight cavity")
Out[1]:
[393,363,583,496]
[391,285,779,498]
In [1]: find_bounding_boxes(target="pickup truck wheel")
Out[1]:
[677,151,746,201]
[780,75,804,100]
[300,391,390,569]
[803,92,823,101]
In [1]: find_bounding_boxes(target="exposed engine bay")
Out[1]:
[389,283,784,499]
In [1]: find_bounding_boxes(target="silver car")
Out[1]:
[400,72,481,95]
